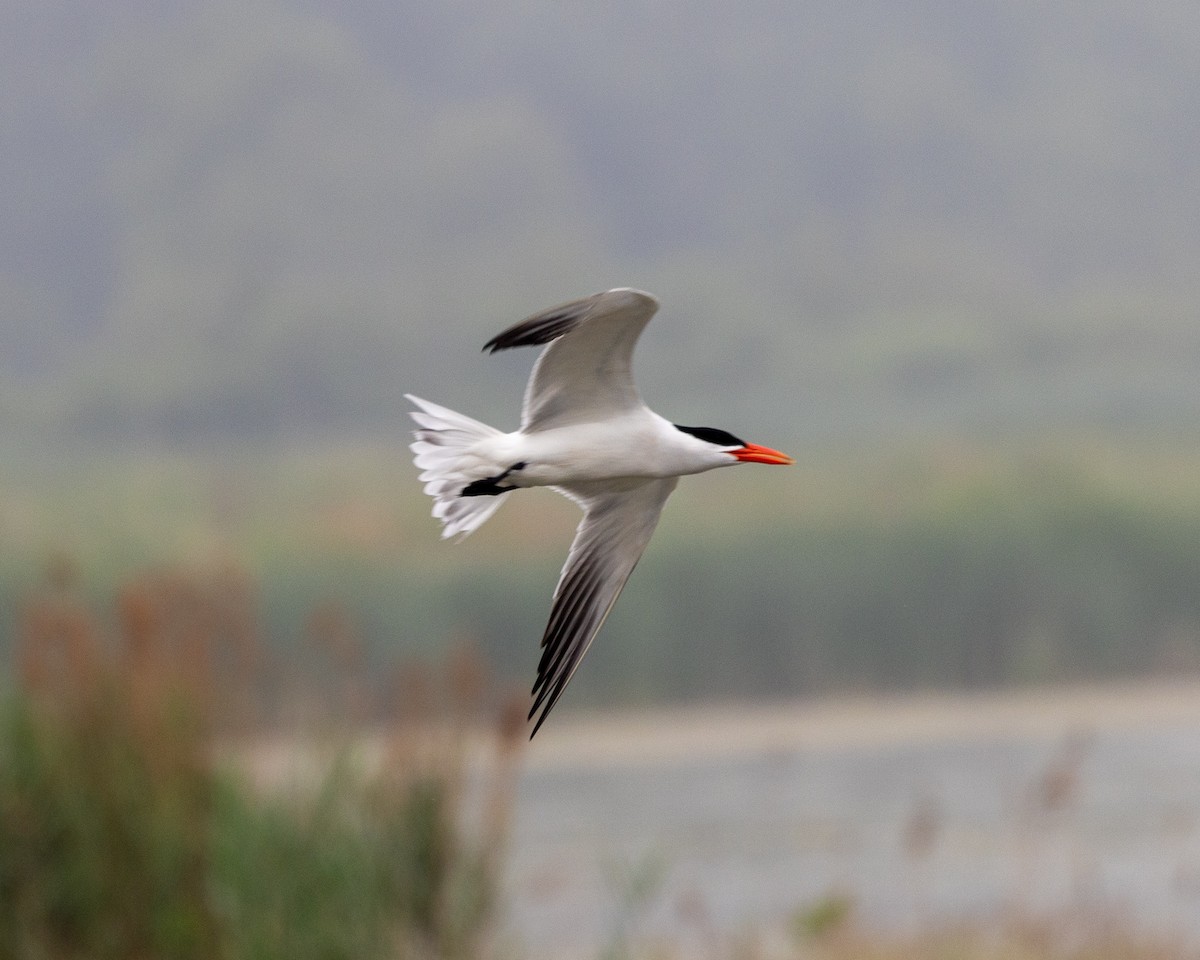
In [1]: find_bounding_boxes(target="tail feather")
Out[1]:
[405,394,509,540]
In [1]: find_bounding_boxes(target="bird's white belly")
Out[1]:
[497,419,696,487]
[517,427,652,485]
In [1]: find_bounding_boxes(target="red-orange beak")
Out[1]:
[731,443,795,465]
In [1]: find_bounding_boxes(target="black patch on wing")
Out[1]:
[673,424,746,447]
[482,297,597,353]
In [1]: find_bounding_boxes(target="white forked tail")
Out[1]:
[406,394,508,540]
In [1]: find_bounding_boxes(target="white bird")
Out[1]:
[407,288,793,736]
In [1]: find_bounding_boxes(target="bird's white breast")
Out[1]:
[488,411,732,488]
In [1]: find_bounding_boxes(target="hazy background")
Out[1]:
[7,2,1200,954]
[4,0,1200,708]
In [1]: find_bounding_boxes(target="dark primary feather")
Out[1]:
[483,293,601,353]
[528,551,608,731]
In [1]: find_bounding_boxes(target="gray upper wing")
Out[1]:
[484,288,660,431]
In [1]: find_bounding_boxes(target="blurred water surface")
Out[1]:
[503,687,1200,954]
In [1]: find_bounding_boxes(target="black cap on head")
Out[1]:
[673,424,746,447]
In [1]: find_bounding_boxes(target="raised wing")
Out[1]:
[528,477,678,736]
[484,288,660,431]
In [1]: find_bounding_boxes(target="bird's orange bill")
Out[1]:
[732,443,795,465]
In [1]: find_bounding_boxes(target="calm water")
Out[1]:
[502,720,1200,954]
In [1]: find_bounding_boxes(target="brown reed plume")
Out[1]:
[16,554,99,705]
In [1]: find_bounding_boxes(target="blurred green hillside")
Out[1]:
[4,0,1200,446]
[5,441,1200,708]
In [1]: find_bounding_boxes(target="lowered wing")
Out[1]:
[528,477,677,736]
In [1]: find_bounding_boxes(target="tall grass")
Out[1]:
[0,560,524,960]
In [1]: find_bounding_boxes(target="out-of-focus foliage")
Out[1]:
[4,0,1200,445]
[0,561,524,959]
[0,558,1189,959]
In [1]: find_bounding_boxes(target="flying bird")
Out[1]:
[406,288,793,736]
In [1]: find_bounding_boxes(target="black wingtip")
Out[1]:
[527,683,562,739]
[527,701,548,739]
[481,293,606,354]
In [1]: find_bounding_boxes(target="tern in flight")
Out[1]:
[407,288,793,736]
